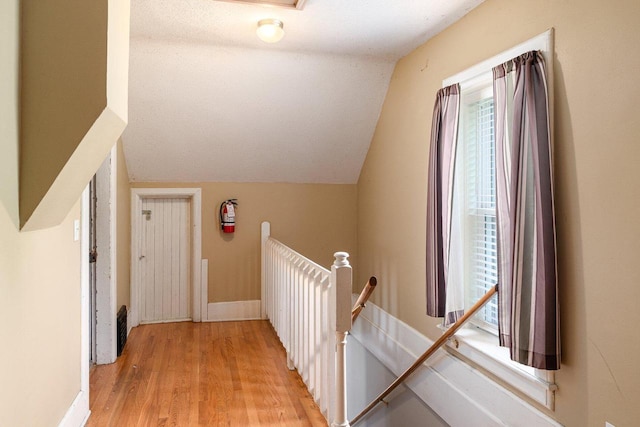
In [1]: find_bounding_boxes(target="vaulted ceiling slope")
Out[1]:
[123,0,484,183]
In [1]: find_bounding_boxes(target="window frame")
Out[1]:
[440,28,557,411]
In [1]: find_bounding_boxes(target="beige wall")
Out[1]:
[0,202,82,426]
[0,0,19,229]
[1,2,82,421]
[116,140,131,310]
[132,182,357,303]
[357,0,640,425]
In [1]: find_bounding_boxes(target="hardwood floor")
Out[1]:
[87,321,328,426]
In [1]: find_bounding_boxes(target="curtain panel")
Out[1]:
[426,84,460,319]
[425,51,560,370]
[493,51,560,370]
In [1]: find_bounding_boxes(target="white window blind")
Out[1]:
[463,92,498,331]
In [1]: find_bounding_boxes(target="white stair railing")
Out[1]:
[261,222,352,427]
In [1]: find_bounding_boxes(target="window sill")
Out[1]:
[441,324,557,410]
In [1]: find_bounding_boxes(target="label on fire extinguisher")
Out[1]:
[226,203,235,218]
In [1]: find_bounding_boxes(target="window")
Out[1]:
[446,75,500,334]
[440,29,557,410]
[460,81,499,333]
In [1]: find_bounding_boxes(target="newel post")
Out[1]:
[331,252,352,427]
[260,221,270,319]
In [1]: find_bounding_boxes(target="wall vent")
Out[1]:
[117,305,127,357]
[213,0,306,10]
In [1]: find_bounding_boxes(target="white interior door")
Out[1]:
[139,197,191,323]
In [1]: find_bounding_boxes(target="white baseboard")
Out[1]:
[127,308,133,335]
[58,390,90,427]
[206,300,261,322]
[349,295,561,427]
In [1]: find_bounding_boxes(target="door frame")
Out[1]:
[94,148,118,364]
[130,188,203,326]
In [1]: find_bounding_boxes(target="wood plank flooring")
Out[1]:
[87,321,327,426]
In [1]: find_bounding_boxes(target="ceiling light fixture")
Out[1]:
[256,19,285,43]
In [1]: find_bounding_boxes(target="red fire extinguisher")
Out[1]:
[220,199,238,233]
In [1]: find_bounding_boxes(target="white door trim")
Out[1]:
[130,188,203,326]
[94,146,118,364]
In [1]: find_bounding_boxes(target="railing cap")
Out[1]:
[333,252,350,267]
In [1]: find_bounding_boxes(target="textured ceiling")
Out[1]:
[123,0,484,183]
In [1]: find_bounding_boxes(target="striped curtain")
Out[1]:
[426,84,461,319]
[493,51,560,370]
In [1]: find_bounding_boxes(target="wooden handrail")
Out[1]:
[351,276,377,324]
[350,284,499,425]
